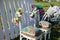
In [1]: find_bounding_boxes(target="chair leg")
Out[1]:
[33,39,36,40]
[20,35,22,40]
[40,35,42,40]
[48,30,51,39]
[44,31,47,40]
[27,38,28,40]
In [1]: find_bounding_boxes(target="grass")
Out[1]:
[50,28,60,40]
[34,0,60,11]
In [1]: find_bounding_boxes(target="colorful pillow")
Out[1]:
[21,26,42,36]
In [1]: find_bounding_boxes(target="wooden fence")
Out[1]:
[0,0,34,40]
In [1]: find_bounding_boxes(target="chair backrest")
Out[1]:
[42,6,60,21]
[19,0,34,28]
[0,0,34,40]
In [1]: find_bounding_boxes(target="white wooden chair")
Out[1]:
[20,26,43,40]
[39,21,51,40]
[19,0,43,40]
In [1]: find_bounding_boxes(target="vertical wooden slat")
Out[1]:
[16,0,20,8]
[12,0,16,12]
[0,13,5,32]
[0,12,3,40]
[15,0,19,9]
[4,34,6,40]
[18,0,21,7]
[8,0,12,19]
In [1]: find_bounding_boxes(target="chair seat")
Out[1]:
[39,21,51,28]
[21,31,35,38]
[20,31,43,40]
[21,26,42,38]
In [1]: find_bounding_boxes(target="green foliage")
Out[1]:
[34,0,60,11]
[35,0,41,2]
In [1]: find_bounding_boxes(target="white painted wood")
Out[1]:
[0,22,3,40]
[48,29,51,39]
[40,28,51,40]
[20,33,42,40]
